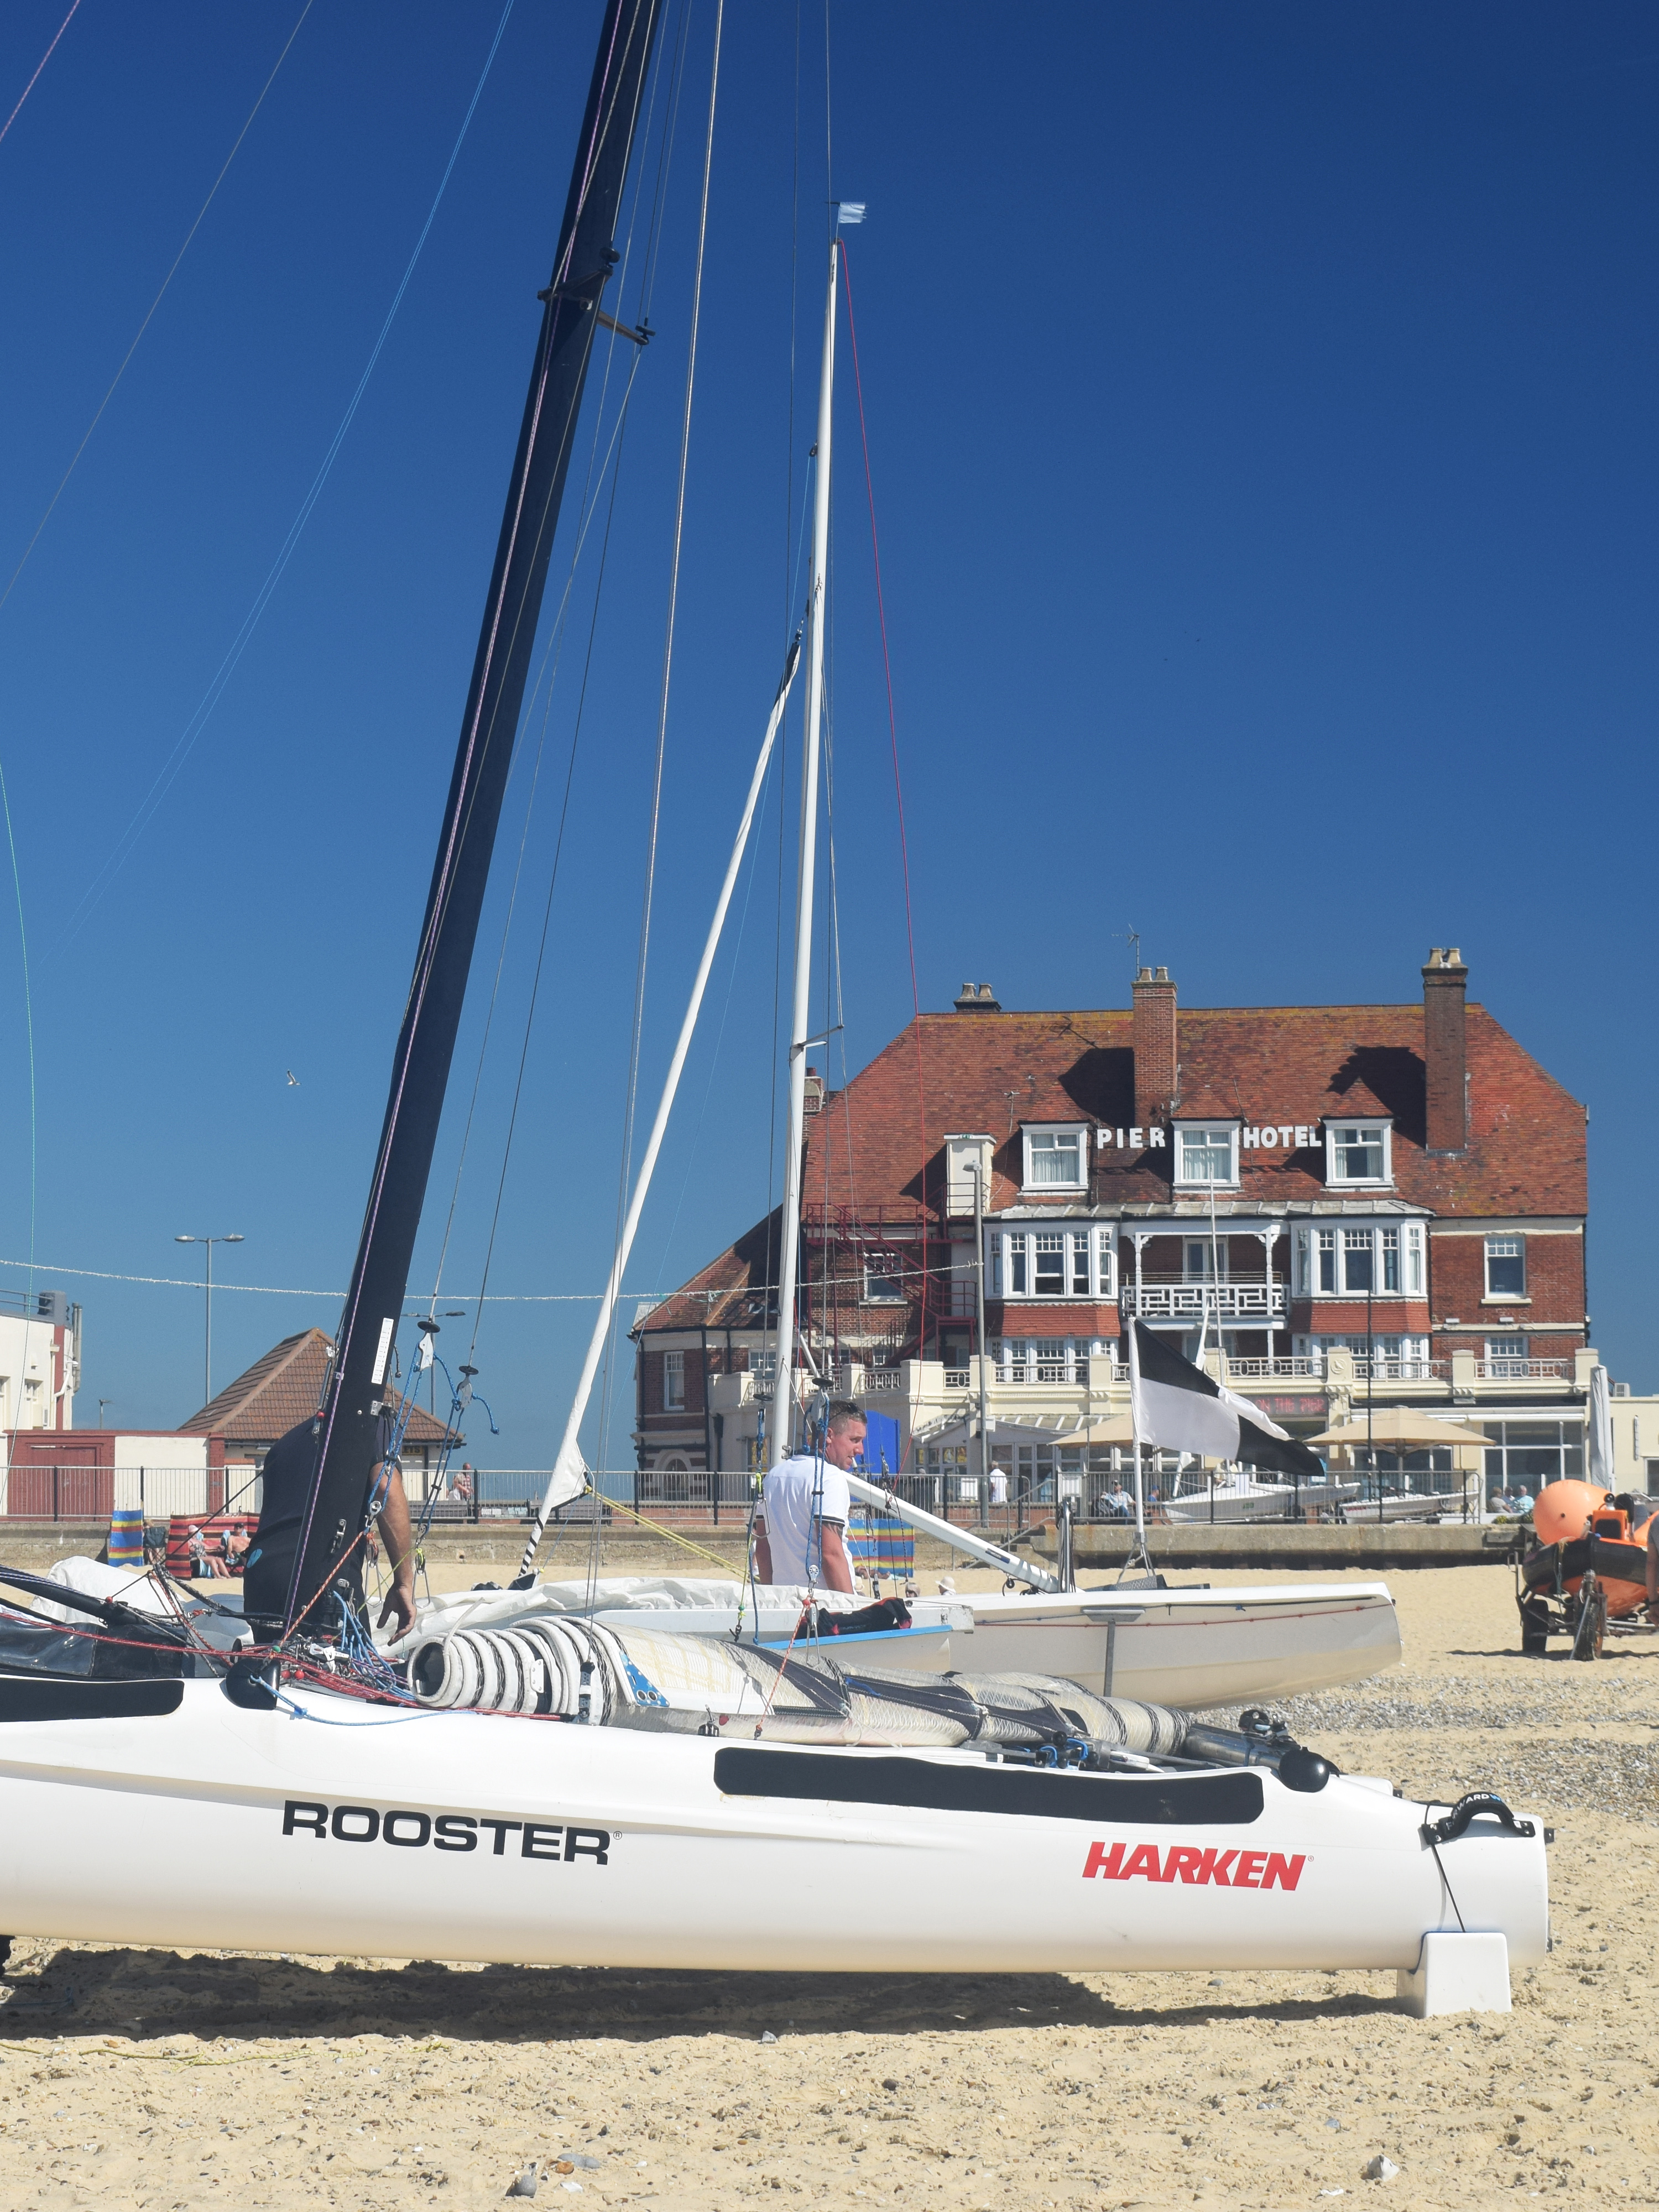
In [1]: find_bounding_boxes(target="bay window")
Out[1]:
[1301,1222,1427,1300]
[995,1227,1114,1301]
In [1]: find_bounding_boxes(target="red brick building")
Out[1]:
[634,951,1592,1501]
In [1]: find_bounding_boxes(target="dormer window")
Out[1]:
[1325,1119,1392,1187]
[1021,1124,1087,1191]
[1172,1123,1239,1188]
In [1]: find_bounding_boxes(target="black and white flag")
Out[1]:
[1128,1319,1325,1481]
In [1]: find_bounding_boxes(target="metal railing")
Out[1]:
[1475,1359,1568,1381]
[1,1464,256,1522]
[994,1357,1129,1386]
[1353,1358,1448,1382]
[1227,1356,1321,1379]
[1122,1281,1288,1321]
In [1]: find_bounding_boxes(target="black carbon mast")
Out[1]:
[282,0,665,1631]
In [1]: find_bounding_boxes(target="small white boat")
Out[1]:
[403,1571,1402,1712]
[952,1580,1400,1708]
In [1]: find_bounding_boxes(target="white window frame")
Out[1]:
[861,1252,906,1304]
[993,1335,1091,1384]
[1295,1333,1432,1374]
[1303,1223,1424,1300]
[1324,1118,1393,1188]
[1020,1123,1088,1193]
[994,1227,1115,1302]
[1484,1235,1526,1298]
[661,1349,685,1411]
[1183,1237,1228,1282]
[1171,1123,1240,1190]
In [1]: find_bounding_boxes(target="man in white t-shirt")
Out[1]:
[754,1401,865,1592]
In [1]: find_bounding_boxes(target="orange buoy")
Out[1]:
[1530,1479,1607,1547]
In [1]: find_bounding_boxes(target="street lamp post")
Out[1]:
[175,1234,244,1405]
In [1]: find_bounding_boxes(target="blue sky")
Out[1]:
[0,1,1653,1464]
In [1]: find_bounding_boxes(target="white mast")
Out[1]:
[770,232,838,1465]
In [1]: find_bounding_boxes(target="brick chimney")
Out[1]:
[1132,966,1177,1129]
[1422,947,1469,1153]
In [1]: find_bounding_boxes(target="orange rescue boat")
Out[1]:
[1518,1480,1655,1658]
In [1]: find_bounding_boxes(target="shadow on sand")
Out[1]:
[0,1948,1400,2044]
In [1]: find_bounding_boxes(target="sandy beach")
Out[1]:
[1,1562,1655,2210]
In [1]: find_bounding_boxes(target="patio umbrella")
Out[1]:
[1307,1407,1491,1449]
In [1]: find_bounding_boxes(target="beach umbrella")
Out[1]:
[1306,1407,1491,1449]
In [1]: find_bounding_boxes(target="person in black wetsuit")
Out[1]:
[243,1417,416,1644]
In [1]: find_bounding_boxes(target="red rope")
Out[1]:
[838,242,932,1361]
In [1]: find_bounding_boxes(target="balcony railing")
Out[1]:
[1121,1280,1288,1322]
[1476,1359,1568,1381]
[863,1368,904,1392]
[1353,1358,1447,1383]
[994,1357,1129,1386]
[1227,1357,1322,1380]
[943,1368,971,1390]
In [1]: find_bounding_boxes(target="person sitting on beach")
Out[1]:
[753,1401,864,1593]
[186,1526,210,1578]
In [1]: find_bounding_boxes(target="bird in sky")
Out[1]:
[286,1070,300,1087]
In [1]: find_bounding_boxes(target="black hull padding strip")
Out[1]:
[714,1746,1264,1824]
[0,1673,184,1721]
[1522,1537,1648,1592]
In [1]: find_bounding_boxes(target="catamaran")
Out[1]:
[0,0,1535,2003]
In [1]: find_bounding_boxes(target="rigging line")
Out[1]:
[427,0,672,1319]
[330,4,665,1393]
[0,742,37,1419]
[632,0,693,328]
[648,696,780,1274]
[461,391,640,1363]
[50,0,517,967]
[0,0,82,152]
[425,317,648,1313]
[425,0,677,1313]
[839,239,931,1340]
[608,0,722,1335]
[784,0,801,637]
[0,1252,724,1297]
[597,0,719,1484]
[0,0,315,630]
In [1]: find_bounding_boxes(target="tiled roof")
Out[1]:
[801,1001,1586,1221]
[178,1327,457,1444]
[633,1209,783,1337]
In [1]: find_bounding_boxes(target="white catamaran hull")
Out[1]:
[963,1583,1401,1709]
[0,1679,1542,1975]
[404,1577,1401,1713]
